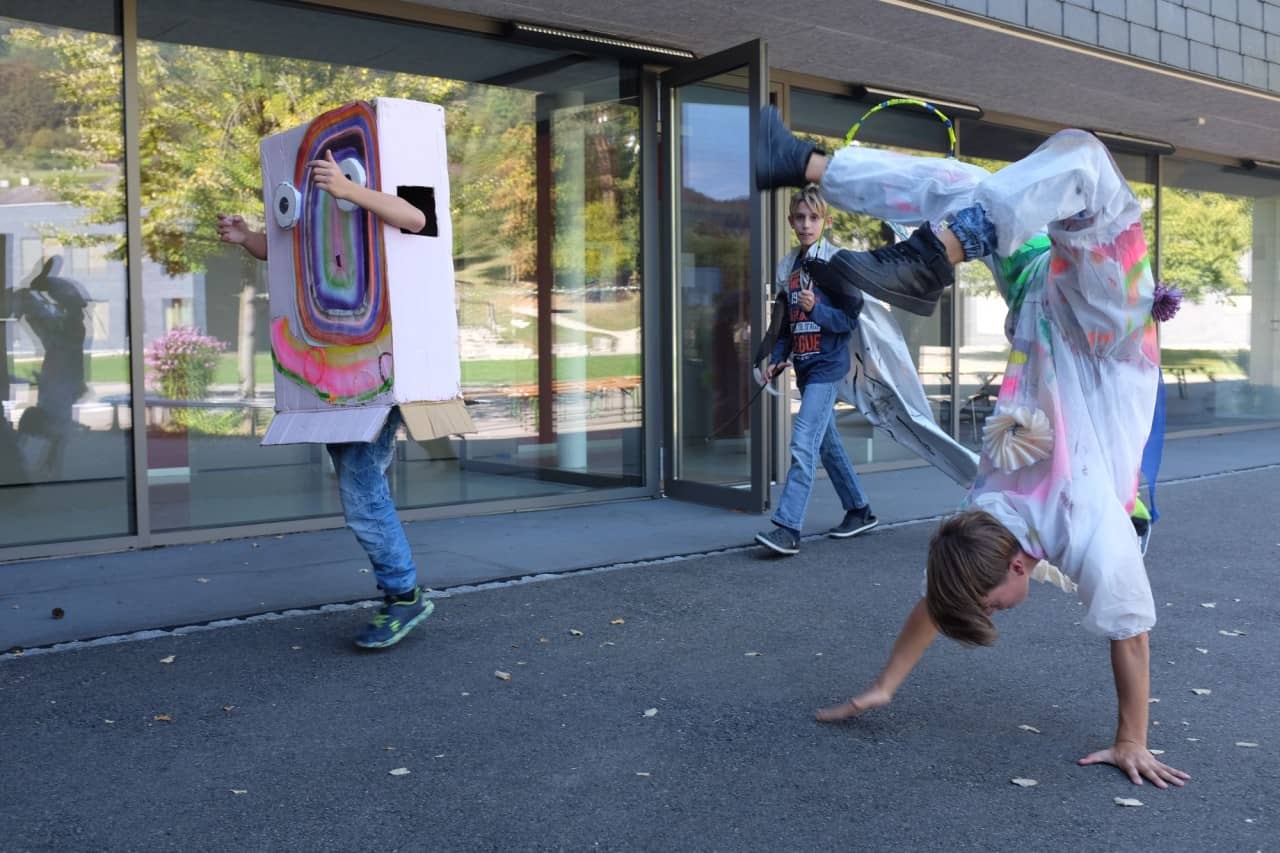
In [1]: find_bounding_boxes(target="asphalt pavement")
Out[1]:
[1,461,1276,851]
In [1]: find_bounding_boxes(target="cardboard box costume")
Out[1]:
[259,98,473,445]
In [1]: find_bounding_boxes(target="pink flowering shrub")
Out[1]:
[145,326,226,403]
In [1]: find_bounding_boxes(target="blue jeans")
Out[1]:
[326,408,418,595]
[771,381,869,533]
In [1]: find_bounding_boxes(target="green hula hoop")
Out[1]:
[844,97,957,158]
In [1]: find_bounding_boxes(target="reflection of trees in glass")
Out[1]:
[558,105,640,288]
[1160,189,1251,300]
[9,26,467,275]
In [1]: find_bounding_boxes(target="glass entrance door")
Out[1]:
[660,41,769,511]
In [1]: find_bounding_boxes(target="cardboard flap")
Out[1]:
[262,407,393,445]
[400,399,475,441]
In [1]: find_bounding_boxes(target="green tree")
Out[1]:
[1159,189,1252,300]
[8,27,466,274]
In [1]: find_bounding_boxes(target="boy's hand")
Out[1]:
[763,360,790,382]
[796,289,816,312]
[307,150,356,201]
[1078,741,1190,788]
[815,685,892,722]
[215,213,253,245]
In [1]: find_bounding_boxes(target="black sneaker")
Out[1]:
[755,526,800,555]
[805,224,954,317]
[755,105,824,191]
[354,587,435,650]
[829,506,879,539]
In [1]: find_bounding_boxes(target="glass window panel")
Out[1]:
[788,88,950,466]
[0,5,133,546]
[1160,158,1280,429]
[672,77,753,485]
[134,0,642,532]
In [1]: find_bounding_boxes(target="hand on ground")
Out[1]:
[1078,741,1191,788]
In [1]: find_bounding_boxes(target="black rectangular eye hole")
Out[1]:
[396,186,438,237]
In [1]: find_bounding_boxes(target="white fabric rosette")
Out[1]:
[982,405,1053,473]
[1030,559,1077,594]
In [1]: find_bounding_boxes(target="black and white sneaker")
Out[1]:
[1132,516,1152,557]
[828,506,879,539]
[755,526,800,555]
[805,225,955,318]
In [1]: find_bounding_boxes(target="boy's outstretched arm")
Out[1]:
[816,597,936,721]
[216,214,268,261]
[309,150,426,233]
[1078,632,1191,788]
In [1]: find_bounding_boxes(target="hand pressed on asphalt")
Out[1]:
[815,685,892,722]
[1078,740,1191,788]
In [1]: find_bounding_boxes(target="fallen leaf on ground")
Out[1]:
[1114,797,1144,807]
[1010,778,1038,787]
[538,637,549,644]
[642,708,658,718]
[291,645,302,651]
[1148,698,1160,704]
[569,629,584,637]
[434,754,445,759]
[494,671,512,681]
[195,578,209,584]
[152,714,172,722]
[1018,725,1040,734]
[1149,749,1165,755]
[635,772,651,777]
[230,789,247,795]
[1235,742,1259,748]
[358,568,370,574]
[159,655,175,664]
[222,705,235,712]
[1195,648,1208,654]
[51,608,64,619]
[388,768,410,776]
[600,641,616,647]
[1186,737,1200,742]
[745,651,764,657]
[1219,630,1247,637]
[1191,688,1211,696]
[103,719,115,724]
[610,618,625,625]
[1200,602,1216,608]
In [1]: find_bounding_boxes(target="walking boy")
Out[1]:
[756,107,1188,788]
[217,150,433,650]
[755,186,876,556]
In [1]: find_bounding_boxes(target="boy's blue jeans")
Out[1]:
[326,408,418,595]
[771,380,869,533]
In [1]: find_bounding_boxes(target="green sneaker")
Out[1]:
[354,588,435,650]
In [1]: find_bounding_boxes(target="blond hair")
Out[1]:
[789,184,827,219]
[925,510,1021,646]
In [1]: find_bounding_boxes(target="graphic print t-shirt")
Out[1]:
[771,252,854,387]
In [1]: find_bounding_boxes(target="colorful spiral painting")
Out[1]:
[291,100,389,348]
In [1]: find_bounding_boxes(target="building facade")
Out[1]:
[1,0,1277,560]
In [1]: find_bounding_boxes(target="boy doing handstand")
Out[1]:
[756,107,1189,788]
